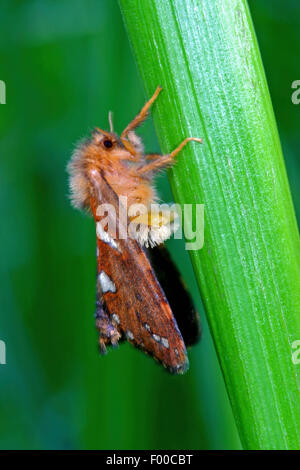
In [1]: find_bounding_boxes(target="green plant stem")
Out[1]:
[119,0,300,449]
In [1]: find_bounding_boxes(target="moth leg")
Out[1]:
[121,86,162,139]
[136,137,202,175]
[121,131,145,162]
[120,136,141,161]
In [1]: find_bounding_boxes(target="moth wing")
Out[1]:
[89,170,189,374]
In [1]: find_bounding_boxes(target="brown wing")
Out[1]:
[89,170,189,374]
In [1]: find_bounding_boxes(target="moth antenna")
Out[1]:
[108,111,114,133]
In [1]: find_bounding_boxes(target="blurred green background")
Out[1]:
[0,0,298,450]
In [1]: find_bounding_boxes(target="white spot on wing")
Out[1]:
[112,313,120,324]
[96,222,120,251]
[126,330,134,340]
[98,271,116,294]
[153,333,161,343]
[161,337,169,349]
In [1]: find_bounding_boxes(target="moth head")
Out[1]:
[92,126,134,161]
[92,111,140,161]
[93,128,118,151]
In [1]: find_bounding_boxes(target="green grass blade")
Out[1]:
[119,0,300,449]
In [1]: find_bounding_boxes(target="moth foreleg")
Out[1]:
[120,134,142,161]
[121,86,162,138]
[137,137,203,175]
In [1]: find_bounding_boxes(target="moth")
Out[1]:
[68,86,202,374]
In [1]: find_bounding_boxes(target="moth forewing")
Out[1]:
[91,171,189,374]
